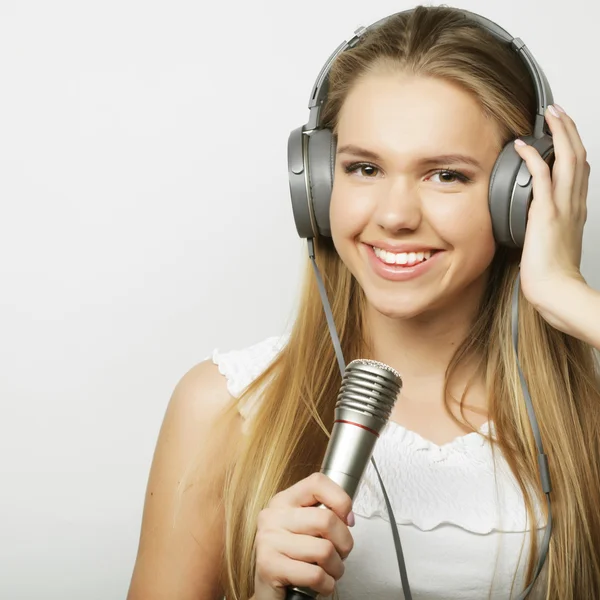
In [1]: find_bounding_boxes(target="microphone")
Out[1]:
[286,359,402,600]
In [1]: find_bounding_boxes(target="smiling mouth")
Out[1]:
[371,245,440,267]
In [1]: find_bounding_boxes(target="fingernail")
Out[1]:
[347,511,355,527]
[554,104,566,113]
[514,139,527,147]
[548,105,560,118]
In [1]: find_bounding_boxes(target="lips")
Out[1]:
[372,245,437,267]
[364,243,444,282]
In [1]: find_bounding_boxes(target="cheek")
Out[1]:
[329,185,372,240]
[432,196,496,276]
[432,192,494,246]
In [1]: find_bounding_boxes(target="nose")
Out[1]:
[373,178,423,233]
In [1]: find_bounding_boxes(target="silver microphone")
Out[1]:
[286,359,402,599]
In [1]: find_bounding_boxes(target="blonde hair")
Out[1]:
[219,6,600,598]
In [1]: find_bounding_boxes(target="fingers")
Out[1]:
[513,103,590,224]
[543,105,577,212]
[255,553,337,597]
[254,472,356,598]
[514,138,555,218]
[554,103,588,177]
[263,506,355,559]
[552,105,590,220]
[269,472,354,525]
[257,530,346,580]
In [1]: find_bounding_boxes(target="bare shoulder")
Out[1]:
[170,358,237,421]
[127,359,242,600]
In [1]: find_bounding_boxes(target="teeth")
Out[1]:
[373,247,433,266]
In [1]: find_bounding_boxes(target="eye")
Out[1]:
[341,163,472,184]
[343,162,380,178]
[428,169,471,184]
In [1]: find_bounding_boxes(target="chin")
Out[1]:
[365,289,438,320]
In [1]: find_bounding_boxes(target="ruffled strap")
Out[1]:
[207,333,289,422]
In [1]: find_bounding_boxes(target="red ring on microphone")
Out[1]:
[334,419,380,437]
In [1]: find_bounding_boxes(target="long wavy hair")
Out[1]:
[216,6,600,599]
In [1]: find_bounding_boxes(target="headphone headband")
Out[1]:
[305,9,553,137]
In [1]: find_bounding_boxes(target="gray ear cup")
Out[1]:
[288,125,317,239]
[489,134,554,248]
[287,126,336,239]
[306,128,336,237]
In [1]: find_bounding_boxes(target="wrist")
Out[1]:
[537,276,597,340]
[530,275,581,327]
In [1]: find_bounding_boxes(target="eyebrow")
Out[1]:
[336,144,484,170]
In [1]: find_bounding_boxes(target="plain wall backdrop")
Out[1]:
[0,0,598,598]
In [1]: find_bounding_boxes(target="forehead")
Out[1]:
[336,72,502,158]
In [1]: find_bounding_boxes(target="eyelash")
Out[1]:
[342,161,472,184]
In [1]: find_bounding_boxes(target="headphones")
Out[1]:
[287,8,555,249]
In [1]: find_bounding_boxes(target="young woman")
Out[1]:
[127,6,600,599]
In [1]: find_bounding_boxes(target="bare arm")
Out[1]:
[538,278,600,352]
[127,360,241,600]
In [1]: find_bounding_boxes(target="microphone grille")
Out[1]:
[335,359,402,424]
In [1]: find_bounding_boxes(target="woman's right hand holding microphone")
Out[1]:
[253,472,356,599]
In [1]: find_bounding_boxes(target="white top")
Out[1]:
[208,334,548,599]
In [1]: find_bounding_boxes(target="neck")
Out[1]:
[362,277,488,409]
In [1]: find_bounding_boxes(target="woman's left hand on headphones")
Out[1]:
[513,105,599,345]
